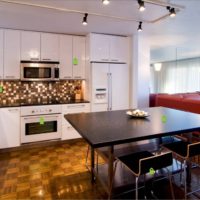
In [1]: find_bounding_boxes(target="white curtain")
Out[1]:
[150,57,200,93]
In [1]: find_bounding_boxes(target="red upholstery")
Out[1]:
[153,92,200,114]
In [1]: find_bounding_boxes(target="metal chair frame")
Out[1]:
[164,141,200,199]
[109,151,175,200]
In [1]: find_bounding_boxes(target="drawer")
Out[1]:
[62,103,90,114]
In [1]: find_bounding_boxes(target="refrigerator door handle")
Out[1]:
[109,73,112,111]
[107,73,110,111]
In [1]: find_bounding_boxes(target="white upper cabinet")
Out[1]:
[90,34,109,62]
[110,36,128,63]
[89,33,128,63]
[21,31,40,61]
[73,36,85,79]
[0,30,3,79]
[59,35,86,79]
[59,35,73,79]
[4,29,20,80]
[41,33,59,61]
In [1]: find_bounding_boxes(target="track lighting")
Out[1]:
[138,0,145,12]
[102,0,110,5]
[167,6,176,17]
[82,13,88,26]
[137,21,142,32]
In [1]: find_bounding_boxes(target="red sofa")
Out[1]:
[152,92,200,114]
[150,92,200,139]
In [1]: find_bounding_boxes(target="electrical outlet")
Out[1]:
[0,85,3,93]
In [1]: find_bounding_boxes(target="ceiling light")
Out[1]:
[102,0,110,5]
[154,63,162,71]
[137,21,142,32]
[138,0,145,12]
[82,13,88,26]
[167,6,176,17]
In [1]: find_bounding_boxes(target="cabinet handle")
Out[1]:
[67,105,85,109]
[30,58,39,60]
[42,58,51,61]
[101,59,109,61]
[111,59,119,62]
[8,108,19,112]
[5,76,16,78]
[74,76,82,79]
[67,126,73,129]
[64,76,72,79]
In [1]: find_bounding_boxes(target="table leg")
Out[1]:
[108,146,114,193]
[90,146,95,183]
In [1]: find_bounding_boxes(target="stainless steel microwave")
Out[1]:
[20,61,59,81]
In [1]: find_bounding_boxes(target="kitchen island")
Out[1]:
[65,107,200,196]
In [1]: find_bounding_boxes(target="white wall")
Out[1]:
[131,34,150,108]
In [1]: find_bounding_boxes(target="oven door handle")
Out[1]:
[22,115,60,120]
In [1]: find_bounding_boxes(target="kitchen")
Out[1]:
[0,0,197,199]
[0,18,131,200]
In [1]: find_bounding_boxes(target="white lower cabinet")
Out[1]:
[62,103,90,140]
[0,107,20,149]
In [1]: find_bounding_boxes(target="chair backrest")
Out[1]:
[188,142,200,157]
[139,152,173,175]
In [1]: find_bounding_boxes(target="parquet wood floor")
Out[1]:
[0,140,106,199]
[0,139,200,199]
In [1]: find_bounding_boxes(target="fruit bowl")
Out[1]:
[126,109,149,118]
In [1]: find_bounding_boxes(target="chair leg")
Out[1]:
[135,176,139,200]
[183,160,187,200]
[180,162,183,186]
[108,160,118,200]
[167,168,175,200]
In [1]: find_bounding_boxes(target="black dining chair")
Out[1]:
[163,141,200,199]
[109,151,174,200]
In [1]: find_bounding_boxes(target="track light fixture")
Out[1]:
[137,21,142,32]
[167,6,176,17]
[102,0,110,5]
[138,0,145,12]
[82,13,88,26]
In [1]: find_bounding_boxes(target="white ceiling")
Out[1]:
[0,0,199,61]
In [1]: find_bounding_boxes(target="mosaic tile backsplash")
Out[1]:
[0,80,83,105]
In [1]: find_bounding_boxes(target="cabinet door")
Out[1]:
[4,30,20,79]
[0,30,3,79]
[90,34,109,62]
[72,36,85,79]
[59,35,73,79]
[110,36,128,63]
[0,107,20,149]
[61,104,90,140]
[21,31,40,61]
[41,33,59,61]
[110,64,129,110]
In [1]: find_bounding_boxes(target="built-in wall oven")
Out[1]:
[21,105,62,143]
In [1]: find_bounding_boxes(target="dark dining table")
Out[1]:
[65,106,200,194]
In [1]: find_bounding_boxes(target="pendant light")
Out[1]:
[154,63,162,71]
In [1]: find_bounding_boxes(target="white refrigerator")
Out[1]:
[91,63,129,112]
